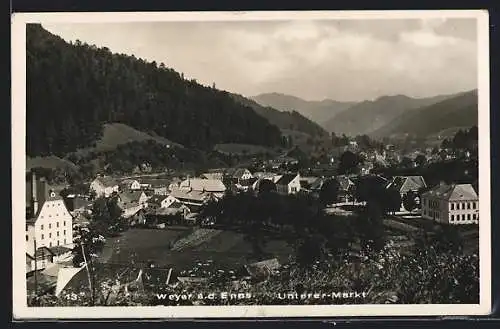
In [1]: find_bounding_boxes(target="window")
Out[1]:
[467,203,471,209]
[462,214,466,220]
[41,234,44,239]
[451,203,454,210]
[467,214,471,220]
[473,202,477,209]
[56,222,59,228]
[49,233,52,238]
[63,230,66,235]
[473,214,477,220]
[41,224,44,230]
[462,203,465,210]
[57,240,60,246]
[49,242,52,247]
[64,221,66,226]
[57,231,60,237]
[451,215,454,221]
[49,223,52,229]
[26,235,29,241]
[64,239,67,244]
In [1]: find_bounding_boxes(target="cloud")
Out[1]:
[41,17,478,102]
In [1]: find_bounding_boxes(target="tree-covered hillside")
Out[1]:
[26,24,283,157]
[230,93,328,137]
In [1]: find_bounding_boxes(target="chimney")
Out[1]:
[32,170,38,215]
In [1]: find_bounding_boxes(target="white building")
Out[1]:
[421,183,479,225]
[275,173,301,195]
[90,176,119,197]
[120,179,141,191]
[26,172,74,272]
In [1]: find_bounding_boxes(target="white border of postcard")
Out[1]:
[12,10,491,319]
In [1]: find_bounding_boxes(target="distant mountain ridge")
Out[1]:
[231,93,328,137]
[251,92,356,128]
[322,93,458,136]
[370,89,478,139]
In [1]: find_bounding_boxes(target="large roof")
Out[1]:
[119,190,144,204]
[148,194,169,205]
[170,188,209,203]
[387,176,427,194]
[179,178,226,193]
[276,173,299,186]
[422,183,478,201]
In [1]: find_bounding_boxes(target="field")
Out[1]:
[26,155,79,171]
[213,143,276,156]
[102,228,294,272]
[72,123,183,157]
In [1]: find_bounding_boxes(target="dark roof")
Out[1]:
[119,190,144,204]
[276,173,299,186]
[388,176,427,194]
[148,194,168,205]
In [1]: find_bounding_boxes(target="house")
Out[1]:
[64,194,92,217]
[154,202,190,218]
[178,178,226,198]
[275,173,301,195]
[139,179,171,195]
[120,179,141,191]
[387,176,427,211]
[421,183,479,225]
[117,190,149,218]
[225,168,254,184]
[90,176,119,197]
[147,194,179,209]
[169,188,218,211]
[26,171,74,273]
[299,176,319,191]
[26,247,54,275]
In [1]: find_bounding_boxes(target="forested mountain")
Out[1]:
[231,93,328,137]
[322,93,455,136]
[26,24,283,157]
[370,90,478,139]
[251,92,356,127]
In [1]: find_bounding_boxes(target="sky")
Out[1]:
[42,17,478,102]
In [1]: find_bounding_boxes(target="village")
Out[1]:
[25,134,480,306]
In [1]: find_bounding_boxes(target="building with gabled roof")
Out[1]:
[178,178,226,198]
[90,176,119,197]
[26,171,74,273]
[275,173,301,195]
[117,190,149,218]
[387,175,427,211]
[421,183,479,225]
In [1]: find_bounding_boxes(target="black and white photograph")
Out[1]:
[12,10,491,318]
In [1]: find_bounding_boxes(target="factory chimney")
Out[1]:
[32,170,38,215]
